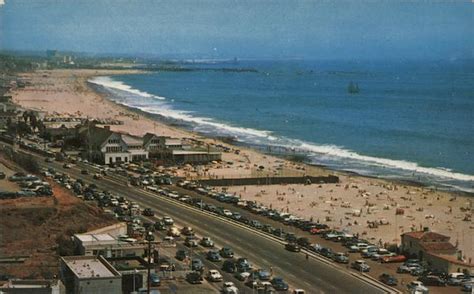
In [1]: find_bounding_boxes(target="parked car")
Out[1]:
[191,259,204,271]
[207,250,222,262]
[222,281,239,294]
[200,237,214,247]
[419,275,446,286]
[175,249,188,261]
[181,226,194,236]
[149,273,161,286]
[207,269,223,282]
[255,269,272,281]
[285,242,301,252]
[406,281,429,293]
[143,208,155,216]
[220,247,234,258]
[351,260,370,272]
[184,236,198,247]
[333,252,349,264]
[162,216,174,225]
[447,272,466,286]
[222,260,237,273]
[379,273,398,286]
[167,227,181,237]
[270,277,289,291]
[186,271,203,284]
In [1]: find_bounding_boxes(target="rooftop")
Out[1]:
[62,256,120,279]
[420,242,457,252]
[402,231,450,241]
[75,233,115,243]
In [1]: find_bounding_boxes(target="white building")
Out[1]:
[60,256,122,294]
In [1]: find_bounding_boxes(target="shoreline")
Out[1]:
[11,68,474,260]
[89,75,474,197]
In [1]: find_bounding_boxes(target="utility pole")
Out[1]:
[145,231,155,294]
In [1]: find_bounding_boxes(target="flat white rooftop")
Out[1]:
[64,257,118,279]
[75,233,116,243]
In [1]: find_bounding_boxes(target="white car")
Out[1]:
[163,216,174,225]
[208,269,223,282]
[222,281,239,294]
[406,281,429,293]
[223,209,233,217]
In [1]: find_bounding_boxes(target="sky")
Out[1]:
[0,0,472,60]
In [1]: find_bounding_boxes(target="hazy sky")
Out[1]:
[0,0,472,60]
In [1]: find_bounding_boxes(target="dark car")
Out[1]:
[0,172,6,179]
[143,208,155,216]
[319,247,334,259]
[220,247,234,258]
[285,242,301,252]
[81,169,89,175]
[149,273,161,286]
[186,271,203,284]
[236,258,252,272]
[154,221,166,231]
[206,250,222,262]
[379,273,398,286]
[270,277,289,291]
[255,269,272,281]
[181,226,194,236]
[175,249,188,261]
[222,260,237,273]
[297,237,311,248]
[419,275,446,286]
[191,259,204,271]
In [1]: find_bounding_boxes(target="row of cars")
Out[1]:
[1,172,53,198]
[144,213,293,293]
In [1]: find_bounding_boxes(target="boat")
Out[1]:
[347,81,360,94]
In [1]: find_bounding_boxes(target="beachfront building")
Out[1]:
[80,125,148,165]
[401,230,456,260]
[73,233,146,258]
[400,229,473,274]
[59,256,122,294]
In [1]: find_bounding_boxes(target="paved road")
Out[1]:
[41,159,385,294]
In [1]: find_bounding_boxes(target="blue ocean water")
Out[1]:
[89,60,474,192]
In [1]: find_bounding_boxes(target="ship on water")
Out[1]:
[348,81,360,94]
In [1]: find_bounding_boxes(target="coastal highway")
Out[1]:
[38,160,386,294]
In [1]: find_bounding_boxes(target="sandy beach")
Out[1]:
[11,69,474,260]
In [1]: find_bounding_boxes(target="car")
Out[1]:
[186,271,203,284]
[175,249,188,261]
[285,242,301,252]
[461,281,473,292]
[381,255,407,263]
[207,269,223,282]
[297,237,310,247]
[236,258,252,272]
[379,273,398,286]
[333,252,349,264]
[222,209,233,217]
[181,226,194,236]
[406,281,429,293]
[162,216,174,225]
[222,281,239,294]
[207,250,222,262]
[419,275,446,286]
[149,273,161,286]
[81,169,89,175]
[446,272,466,286]
[222,260,237,273]
[191,259,204,271]
[154,221,166,231]
[167,227,180,237]
[319,247,334,259]
[220,247,234,258]
[397,263,421,274]
[143,208,155,216]
[255,269,272,281]
[63,163,71,169]
[234,271,251,281]
[200,237,214,247]
[270,277,289,291]
[45,157,54,163]
[184,236,198,247]
[351,260,370,272]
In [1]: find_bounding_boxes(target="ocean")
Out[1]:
[89,59,474,193]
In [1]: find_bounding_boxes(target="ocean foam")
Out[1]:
[89,76,166,100]
[94,76,474,191]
